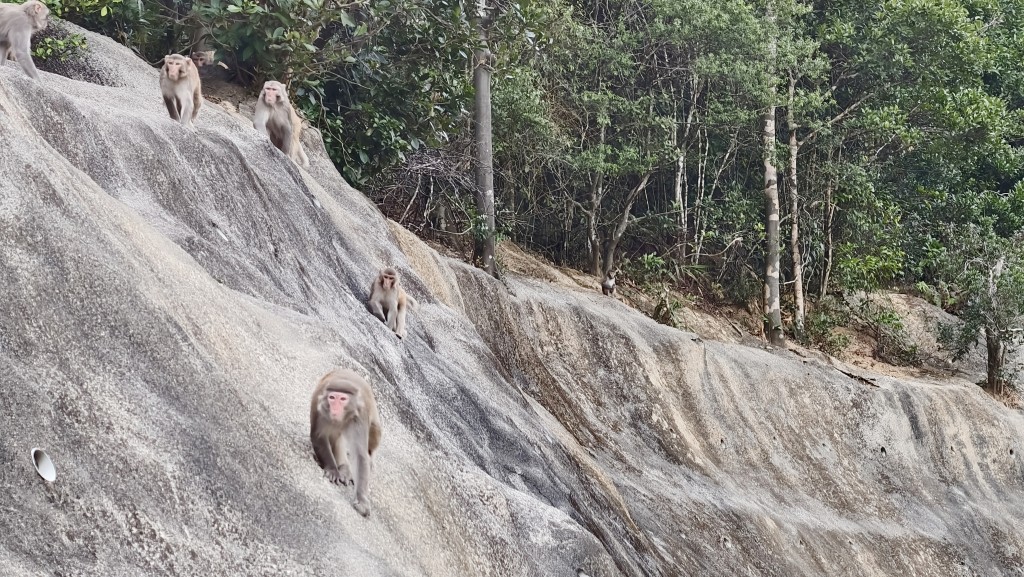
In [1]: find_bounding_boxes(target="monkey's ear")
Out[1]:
[31,3,44,14]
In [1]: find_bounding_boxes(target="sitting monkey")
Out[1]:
[252,80,309,166]
[367,268,418,339]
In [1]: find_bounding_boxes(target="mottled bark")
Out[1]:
[786,74,805,336]
[984,256,1007,394]
[473,0,497,278]
[762,1,784,346]
[602,173,651,278]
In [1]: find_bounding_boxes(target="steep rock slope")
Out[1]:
[0,27,1022,577]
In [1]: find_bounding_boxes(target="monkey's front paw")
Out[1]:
[353,500,371,517]
[336,464,354,485]
[326,466,351,485]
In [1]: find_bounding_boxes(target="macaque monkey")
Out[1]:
[189,50,215,68]
[159,54,202,128]
[252,80,309,167]
[310,368,381,517]
[368,267,418,339]
[601,270,616,296]
[0,0,49,80]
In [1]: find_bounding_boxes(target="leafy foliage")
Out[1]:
[55,0,1024,372]
[935,232,1024,390]
[32,22,88,62]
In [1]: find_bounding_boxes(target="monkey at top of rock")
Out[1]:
[253,80,310,167]
[159,54,203,128]
[0,0,49,80]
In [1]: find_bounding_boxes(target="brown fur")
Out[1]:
[309,368,381,516]
[367,267,418,339]
[252,80,309,166]
[159,54,203,127]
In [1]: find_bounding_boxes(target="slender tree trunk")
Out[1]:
[676,75,698,261]
[587,173,603,275]
[602,173,652,276]
[587,123,607,276]
[675,153,686,250]
[693,124,709,263]
[820,179,835,299]
[984,256,1007,394]
[985,327,1006,394]
[762,2,784,347]
[786,74,805,336]
[472,1,497,278]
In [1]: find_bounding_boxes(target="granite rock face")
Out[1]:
[0,26,1022,577]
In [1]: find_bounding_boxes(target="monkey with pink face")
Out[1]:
[159,54,202,128]
[253,80,309,167]
[310,368,381,517]
[368,267,418,339]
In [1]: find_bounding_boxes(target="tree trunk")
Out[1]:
[984,327,1006,395]
[762,1,784,347]
[786,74,805,337]
[602,173,652,277]
[984,256,1007,394]
[472,1,497,278]
[820,179,834,300]
[587,123,607,276]
[675,76,698,261]
[587,173,603,275]
[674,153,686,255]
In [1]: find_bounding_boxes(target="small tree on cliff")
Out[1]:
[939,235,1024,395]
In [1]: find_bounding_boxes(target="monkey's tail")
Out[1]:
[408,295,419,311]
[297,145,310,167]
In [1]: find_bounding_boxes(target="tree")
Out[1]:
[761,0,784,346]
[938,233,1024,394]
[473,0,498,278]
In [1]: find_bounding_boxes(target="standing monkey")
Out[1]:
[252,80,309,167]
[159,54,202,128]
[0,0,49,80]
[368,268,418,339]
[310,369,381,517]
[601,270,616,297]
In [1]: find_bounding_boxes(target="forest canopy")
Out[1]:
[47,0,1024,391]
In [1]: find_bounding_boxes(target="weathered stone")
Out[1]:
[0,24,1021,577]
